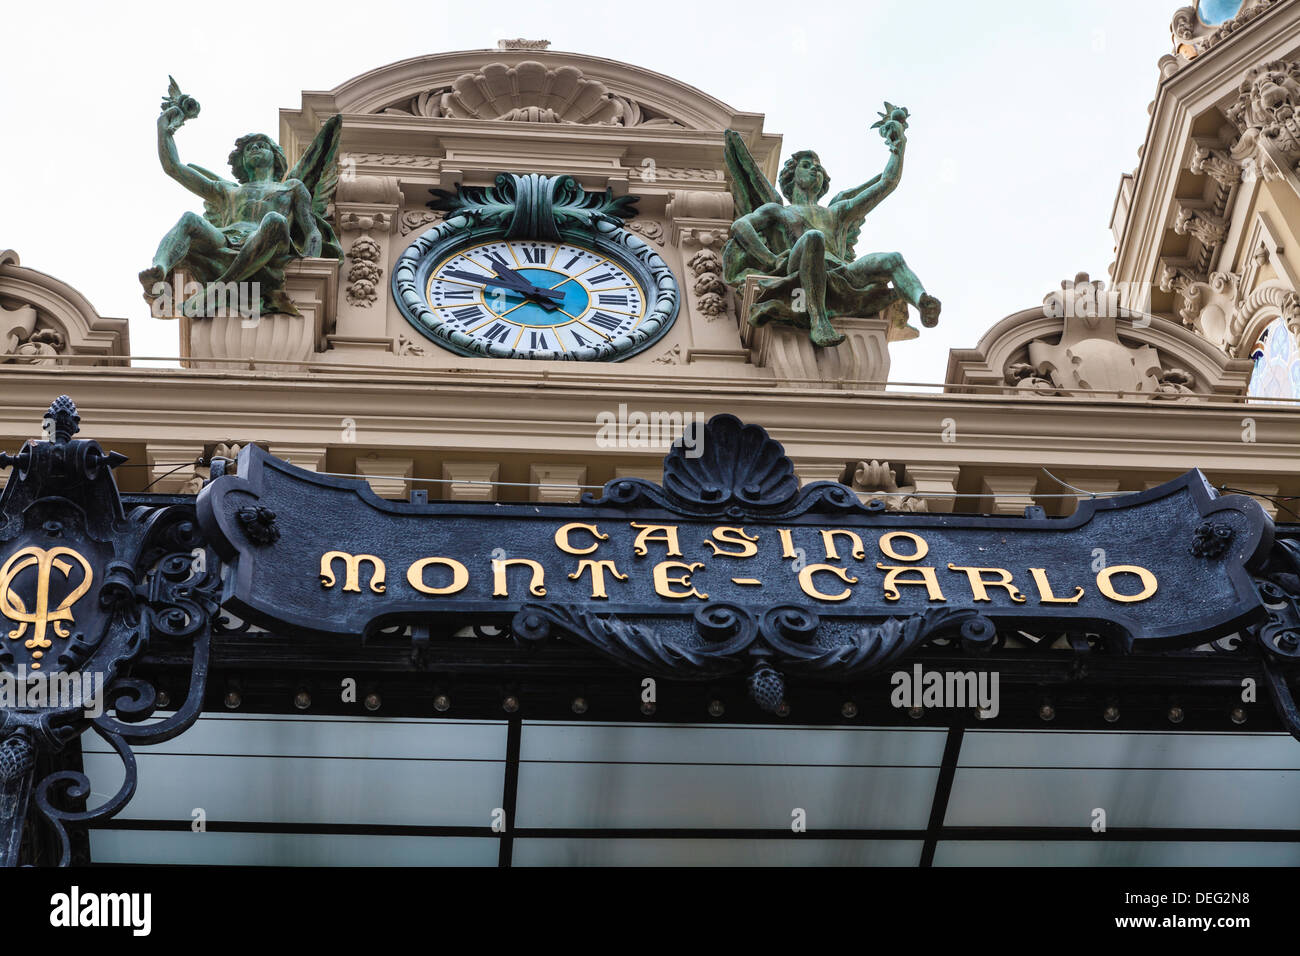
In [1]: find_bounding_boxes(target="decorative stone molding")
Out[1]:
[946,276,1255,400]
[1190,141,1243,187]
[1164,1,1282,72]
[687,248,728,319]
[848,460,927,512]
[396,334,427,357]
[355,454,414,499]
[979,474,1040,517]
[344,236,383,307]
[1227,281,1300,356]
[377,60,686,129]
[1158,260,1207,328]
[342,153,441,170]
[906,464,961,515]
[613,464,663,483]
[630,166,725,183]
[1228,57,1300,161]
[441,461,500,502]
[399,210,445,236]
[625,220,666,246]
[498,38,550,51]
[651,344,682,365]
[1174,201,1229,250]
[529,464,587,503]
[272,445,327,473]
[0,249,129,364]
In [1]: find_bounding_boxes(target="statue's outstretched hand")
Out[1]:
[159,106,185,133]
[879,120,906,152]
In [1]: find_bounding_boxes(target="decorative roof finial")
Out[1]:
[497,38,551,50]
[44,395,80,444]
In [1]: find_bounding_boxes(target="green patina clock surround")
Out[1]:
[393,173,680,361]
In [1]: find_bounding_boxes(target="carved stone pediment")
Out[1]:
[377,60,685,129]
[0,250,128,365]
[946,273,1255,400]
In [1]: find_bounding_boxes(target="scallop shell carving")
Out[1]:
[378,60,685,127]
[662,414,800,511]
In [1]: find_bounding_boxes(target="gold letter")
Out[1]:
[778,528,797,559]
[705,526,759,558]
[876,564,946,602]
[630,522,682,557]
[554,522,608,555]
[492,558,547,597]
[320,551,386,594]
[407,557,469,596]
[878,531,929,562]
[1028,568,1085,604]
[821,530,866,561]
[878,530,930,561]
[1096,565,1157,603]
[797,564,859,602]
[947,564,1027,603]
[653,561,708,600]
[569,559,629,599]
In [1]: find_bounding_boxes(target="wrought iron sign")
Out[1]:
[0,398,220,867]
[3,399,1300,867]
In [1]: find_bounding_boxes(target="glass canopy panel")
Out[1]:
[1198,0,1244,25]
[946,730,1300,830]
[82,714,507,828]
[89,831,498,866]
[934,841,1300,866]
[513,838,924,866]
[515,722,946,830]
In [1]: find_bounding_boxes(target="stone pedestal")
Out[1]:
[739,274,893,387]
[181,257,338,370]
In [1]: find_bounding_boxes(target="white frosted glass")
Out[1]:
[89,830,497,866]
[513,838,923,866]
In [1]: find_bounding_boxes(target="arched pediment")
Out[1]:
[946,275,1255,400]
[291,49,756,133]
[0,250,130,366]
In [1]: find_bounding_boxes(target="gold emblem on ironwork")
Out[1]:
[0,547,94,670]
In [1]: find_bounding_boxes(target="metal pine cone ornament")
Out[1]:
[0,734,36,782]
[747,662,785,715]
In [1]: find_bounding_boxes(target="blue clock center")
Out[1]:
[484,269,589,327]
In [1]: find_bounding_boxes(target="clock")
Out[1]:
[425,238,647,357]
[393,174,680,361]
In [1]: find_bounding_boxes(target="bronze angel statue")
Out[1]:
[139,77,343,318]
[722,104,941,347]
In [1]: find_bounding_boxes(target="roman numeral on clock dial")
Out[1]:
[425,238,648,356]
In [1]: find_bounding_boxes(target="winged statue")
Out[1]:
[722,104,941,347]
[139,77,343,318]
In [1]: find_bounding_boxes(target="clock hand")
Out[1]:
[493,266,566,303]
[442,268,565,308]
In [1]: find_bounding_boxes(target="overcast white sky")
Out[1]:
[0,0,1177,383]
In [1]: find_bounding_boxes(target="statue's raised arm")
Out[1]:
[829,104,909,225]
[152,77,227,203]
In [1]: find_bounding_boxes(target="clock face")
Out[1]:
[395,217,678,362]
[425,239,646,357]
